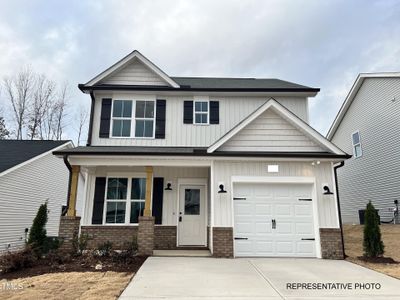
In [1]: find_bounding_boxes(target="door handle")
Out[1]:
[272,219,276,229]
[179,216,182,222]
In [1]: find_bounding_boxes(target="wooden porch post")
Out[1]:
[67,165,80,217]
[143,166,153,217]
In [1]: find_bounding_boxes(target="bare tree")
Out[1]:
[0,106,10,140]
[53,82,69,140]
[3,67,34,139]
[27,74,56,139]
[75,105,89,146]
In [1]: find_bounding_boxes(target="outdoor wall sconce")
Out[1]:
[323,185,333,195]
[165,182,172,191]
[218,184,227,193]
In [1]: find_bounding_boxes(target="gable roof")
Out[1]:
[0,140,72,176]
[84,50,180,88]
[327,72,400,140]
[208,98,347,155]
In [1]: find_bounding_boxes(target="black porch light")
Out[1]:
[218,184,227,193]
[165,183,172,191]
[323,185,333,195]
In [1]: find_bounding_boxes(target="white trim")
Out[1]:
[207,98,346,155]
[231,175,321,258]
[193,99,210,125]
[0,141,73,178]
[351,130,362,158]
[327,72,400,140]
[85,50,180,88]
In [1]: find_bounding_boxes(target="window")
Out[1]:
[352,131,362,158]
[135,101,155,137]
[194,101,209,124]
[111,100,132,137]
[105,176,147,224]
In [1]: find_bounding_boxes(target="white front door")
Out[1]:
[178,185,206,246]
[233,182,316,257]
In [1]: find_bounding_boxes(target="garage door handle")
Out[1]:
[233,197,246,200]
[301,238,315,241]
[234,237,248,240]
[272,219,276,229]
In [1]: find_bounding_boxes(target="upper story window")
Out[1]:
[111,99,155,138]
[194,101,209,124]
[352,131,362,158]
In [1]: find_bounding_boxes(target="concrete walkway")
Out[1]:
[119,257,400,299]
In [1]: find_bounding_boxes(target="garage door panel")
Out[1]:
[234,182,316,258]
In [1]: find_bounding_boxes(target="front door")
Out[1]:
[178,185,206,246]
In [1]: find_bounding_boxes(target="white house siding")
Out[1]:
[212,161,338,228]
[331,78,400,224]
[219,109,325,152]
[0,152,69,252]
[91,93,309,147]
[80,166,209,226]
[100,58,168,86]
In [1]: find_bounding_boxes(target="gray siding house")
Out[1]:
[327,73,400,224]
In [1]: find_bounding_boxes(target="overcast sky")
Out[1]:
[0,0,399,143]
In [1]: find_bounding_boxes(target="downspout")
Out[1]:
[86,91,95,146]
[63,154,72,216]
[334,161,346,258]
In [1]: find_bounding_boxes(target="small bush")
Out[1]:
[363,201,384,257]
[28,203,48,255]
[72,233,90,256]
[0,248,36,274]
[96,241,113,257]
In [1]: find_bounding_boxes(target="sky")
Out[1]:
[0,0,399,143]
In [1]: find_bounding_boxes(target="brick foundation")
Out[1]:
[212,227,233,258]
[81,226,138,249]
[319,228,344,259]
[138,216,155,255]
[154,226,177,249]
[59,216,81,252]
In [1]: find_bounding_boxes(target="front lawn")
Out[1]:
[343,224,400,279]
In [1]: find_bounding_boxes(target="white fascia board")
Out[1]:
[208,98,346,155]
[0,141,73,178]
[85,50,179,88]
[327,72,400,140]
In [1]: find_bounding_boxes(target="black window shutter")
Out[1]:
[92,177,106,224]
[152,177,164,225]
[99,98,112,138]
[183,101,193,124]
[210,101,219,124]
[155,99,166,139]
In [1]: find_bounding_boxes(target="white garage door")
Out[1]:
[233,182,316,257]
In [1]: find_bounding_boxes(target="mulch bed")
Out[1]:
[1,254,147,280]
[357,256,399,264]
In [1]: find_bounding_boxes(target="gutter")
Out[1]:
[86,91,96,146]
[63,155,72,216]
[333,161,346,258]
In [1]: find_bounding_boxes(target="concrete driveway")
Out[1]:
[120,257,400,299]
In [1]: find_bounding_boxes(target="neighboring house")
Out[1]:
[0,140,72,252]
[54,50,350,259]
[327,73,400,224]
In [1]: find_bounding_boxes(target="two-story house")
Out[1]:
[54,51,349,259]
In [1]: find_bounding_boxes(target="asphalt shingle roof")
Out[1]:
[0,140,70,173]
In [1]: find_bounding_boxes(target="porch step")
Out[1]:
[153,250,212,257]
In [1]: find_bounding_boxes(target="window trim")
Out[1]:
[103,173,148,225]
[109,99,156,139]
[193,100,209,125]
[351,130,362,158]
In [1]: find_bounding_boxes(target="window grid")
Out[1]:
[351,131,362,158]
[194,100,209,125]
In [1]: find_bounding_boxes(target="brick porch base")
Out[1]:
[319,228,344,259]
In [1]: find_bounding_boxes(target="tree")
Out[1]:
[75,105,88,146]
[0,106,10,139]
[3,67,34,139]
[363,201,384,257]
[28,202,48,253]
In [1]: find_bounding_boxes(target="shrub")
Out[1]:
[72,233,90,256]
[0,248,36,274]
[363,201,384,257]
[97,241,113,257]
[28,202,48,255]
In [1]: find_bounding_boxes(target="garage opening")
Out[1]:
[233,182,317,257]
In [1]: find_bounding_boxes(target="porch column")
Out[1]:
[67,165,80,217]
[144,166,153,217]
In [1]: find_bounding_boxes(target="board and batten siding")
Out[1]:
[331,77,400,224]
[81,166,209,226]
[100,57,168,86]
[212,161,338,228]
[219,109,324,152]
[91,93,309,147]
[0,152,69,252]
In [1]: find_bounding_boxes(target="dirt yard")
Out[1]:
[343,224,400,279]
